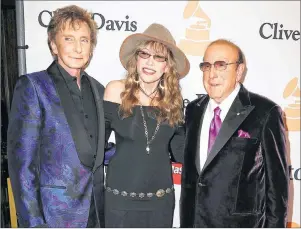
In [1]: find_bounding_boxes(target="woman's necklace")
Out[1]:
[139,104,160,155]
[139,86,158,98]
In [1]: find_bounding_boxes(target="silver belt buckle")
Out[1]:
[156,189,165,198]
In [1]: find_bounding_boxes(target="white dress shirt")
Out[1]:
[199,84,241,170]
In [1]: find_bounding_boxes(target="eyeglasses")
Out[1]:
[136,50,167,62]
[199,61,240,72]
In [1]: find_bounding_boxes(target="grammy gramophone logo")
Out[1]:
[178,1,211,56]
[287,222,300,228]
[283,77,300,131]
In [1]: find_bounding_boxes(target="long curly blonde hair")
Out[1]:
[120,40,184,127]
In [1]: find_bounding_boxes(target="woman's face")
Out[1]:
[136,44,169,84]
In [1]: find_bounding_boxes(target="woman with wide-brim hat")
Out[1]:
[103,23,190,227]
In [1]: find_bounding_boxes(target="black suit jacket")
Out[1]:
[180,85,289,228]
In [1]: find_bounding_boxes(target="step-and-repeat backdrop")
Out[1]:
[23,1,300,227]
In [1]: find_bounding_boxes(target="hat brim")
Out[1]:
[119,33,190,78]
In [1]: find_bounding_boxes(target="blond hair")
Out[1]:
[120,41,184,127]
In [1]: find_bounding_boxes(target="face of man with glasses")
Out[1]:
[200,43,245,103]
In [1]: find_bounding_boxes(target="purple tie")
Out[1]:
[208,107,222,154]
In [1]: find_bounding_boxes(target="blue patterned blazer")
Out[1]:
[7,62,105,227]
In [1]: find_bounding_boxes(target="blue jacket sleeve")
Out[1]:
[7,75,47,227]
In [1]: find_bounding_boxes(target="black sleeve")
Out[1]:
[169,124,186,164]
[262,106,289,227]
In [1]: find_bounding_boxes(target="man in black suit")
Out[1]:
[180,39,289,227]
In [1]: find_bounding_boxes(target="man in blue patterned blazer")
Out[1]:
[7,5,106,227]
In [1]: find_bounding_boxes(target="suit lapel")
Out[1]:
[86,76,105,172]
[191,96,209,174]
[201,85,255,172]
[46,62,94,168]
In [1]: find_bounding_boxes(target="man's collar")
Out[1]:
[55,61,86,83]
[208,83,241,113]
